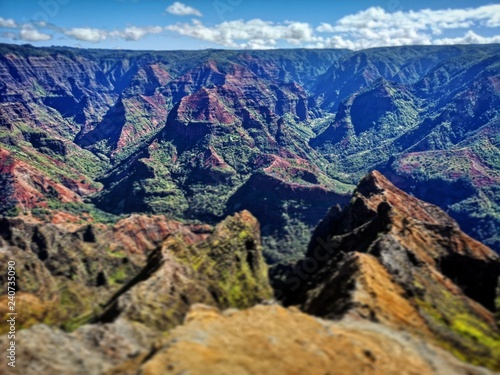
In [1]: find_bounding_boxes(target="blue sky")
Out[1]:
[0,0,499,50]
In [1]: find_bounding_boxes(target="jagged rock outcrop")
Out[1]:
[272,170,500,370]
[0,211,274,374]
[0,214,210,332]
[96,210,272,330]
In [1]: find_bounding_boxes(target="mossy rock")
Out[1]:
[96,210,273,331]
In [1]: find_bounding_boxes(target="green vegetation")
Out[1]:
[109,269,128,285]
[415,278,500,371]
[172,213,273,309]
[45,200,121,224]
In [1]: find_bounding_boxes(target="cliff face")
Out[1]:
[273,171,500,370]
[0,147,97,213]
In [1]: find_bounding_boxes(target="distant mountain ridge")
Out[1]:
[0,43,498,258]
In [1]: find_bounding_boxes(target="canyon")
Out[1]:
[0,43,499,373]
[0,43,498,260]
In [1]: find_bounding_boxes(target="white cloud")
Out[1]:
[241,39,276,50]
[110,26,163,41]
[64,28,108,42]
[0,17,17,28]
[434,30,500,45]
[64,26,163,42]
[166,2,202,17]
[19,25,52,41]
[166,19,319,48]
[486,11,500,27]
[316,23,335,33]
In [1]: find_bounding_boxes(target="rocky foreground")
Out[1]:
[1,171,499,374]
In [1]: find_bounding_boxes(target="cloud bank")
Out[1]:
[315,5,500,49]
[166,19,319,49]
[165,4,500,49]
[0,4,499,49]
[63,26,164,42]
